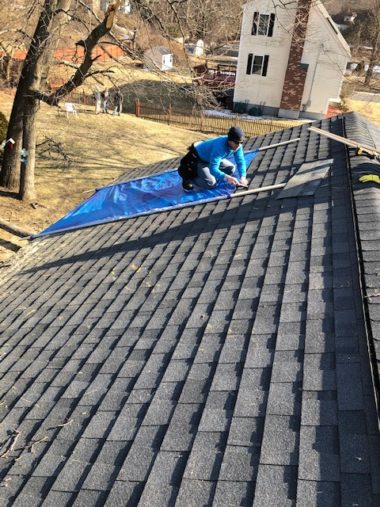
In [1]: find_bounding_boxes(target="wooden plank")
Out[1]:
[258,138,300,152]
[308,126,380,156]
[231,183,286,198]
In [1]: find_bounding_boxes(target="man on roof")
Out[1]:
[178,126,249,191]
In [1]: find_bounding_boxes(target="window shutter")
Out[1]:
[246,53,253,74]
[268,14,275,37]
[252,12,259,35]
[262,55,269,76]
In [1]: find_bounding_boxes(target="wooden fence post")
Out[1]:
[167,104,172,125]
[135,99,141,117]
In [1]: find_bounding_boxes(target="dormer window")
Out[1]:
[252,12,275,37]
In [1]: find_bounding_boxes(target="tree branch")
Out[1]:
[34,1,120,106]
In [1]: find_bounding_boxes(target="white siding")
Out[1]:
[234,1,295,108]
[300,4,350,114]
[234,0,350,116]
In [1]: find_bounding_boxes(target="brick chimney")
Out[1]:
[279,0,313,119]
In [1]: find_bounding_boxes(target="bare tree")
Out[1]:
[0,0,121,201]
[364,1,380,85]
[343,3,380,86]
[0,0,247,200]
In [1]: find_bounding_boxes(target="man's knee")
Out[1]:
[205,175,217,187]
[194,174,216,188]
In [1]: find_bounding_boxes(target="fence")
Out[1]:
[63,91,94,106]
[135,101,300,137]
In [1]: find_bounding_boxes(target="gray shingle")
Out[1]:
[138,482,178,507]
[341,473,373,507]
[267,381,302,416]
[336,362,364,410]
[298,425,340,482]
[41,491,73,506]
[81,462,120,491]
[144,450,187,486]
[175,479,215,507]
[228,417,264,448]
[198,408,233,432]
[104,481,144,506]
[213,480,254,506]
[160,403,202,451]
[296,480,340,506]
[254,465,297,507]
[260,415,300,466]
[219,445,258,482]
[72,490,108,506]
[51,458,91,492]
[117,445,156,482]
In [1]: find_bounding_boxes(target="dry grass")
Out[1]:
[345,98,380,125]
[0,89,206,261]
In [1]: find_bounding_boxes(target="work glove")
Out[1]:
[359,174,380,185]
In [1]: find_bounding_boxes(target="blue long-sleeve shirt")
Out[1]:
[194,136,246,181]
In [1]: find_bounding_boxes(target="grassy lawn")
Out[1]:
[346,98,380,125]
[0,88,206,261]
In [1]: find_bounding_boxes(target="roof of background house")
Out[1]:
[0,112,379,506]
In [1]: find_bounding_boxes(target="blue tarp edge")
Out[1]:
[32,150,258,239]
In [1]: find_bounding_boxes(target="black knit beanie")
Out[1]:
[228,126,245,143]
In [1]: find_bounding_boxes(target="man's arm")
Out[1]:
[208,153,226,180]
[234,145,246,179]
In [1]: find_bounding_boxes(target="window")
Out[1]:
[246,54,269,76]
[252,12,275,37]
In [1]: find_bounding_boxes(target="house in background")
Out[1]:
[143,46,173,71]
[98,0,131,14]
[185,39,205,57]
[234,0,351,119]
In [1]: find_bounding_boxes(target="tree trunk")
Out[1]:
[0,0,58,194]
[20,97,39,201]
[1,0,118,199]
[0,88,24,189]
[365,18,380,86]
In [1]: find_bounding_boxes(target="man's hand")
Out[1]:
[240,177,248,187]
[225,175,240,186]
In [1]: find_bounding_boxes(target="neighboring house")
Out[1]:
[234,0,351,119]
[143,46,173,71]
[98,0,131,14]
[0,112,379,505]
[185,40,204,57]
[93,0,131,14]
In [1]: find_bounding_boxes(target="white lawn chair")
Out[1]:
[64,102,77,118]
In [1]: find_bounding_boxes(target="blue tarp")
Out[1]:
[34,151,258,238]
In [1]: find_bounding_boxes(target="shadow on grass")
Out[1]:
[0,188,19,200]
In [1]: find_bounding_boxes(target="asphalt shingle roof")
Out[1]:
[0,112,379,506]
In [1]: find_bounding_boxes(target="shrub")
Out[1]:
[0,110,8,165]
[0,110,8,144]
